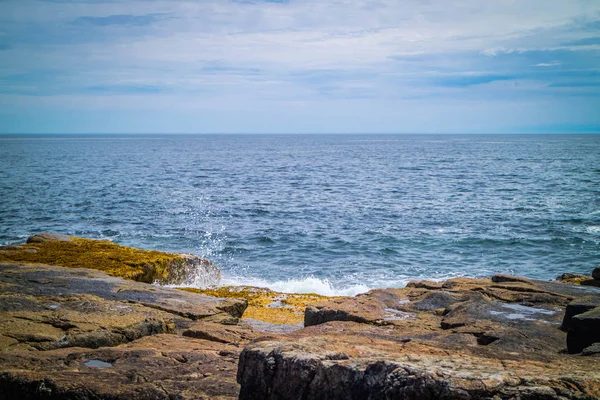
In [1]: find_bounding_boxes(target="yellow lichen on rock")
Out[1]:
[181,286,331,326]
[0,235,214,285]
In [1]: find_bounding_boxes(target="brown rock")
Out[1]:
[1,334,242,399]
[237,321,600,399]
[305,288,415,327]
[0,260,256,399]
[182,321,262,346]
[1,234,222,285]
[557,273,593,285]
[238,274,600,399]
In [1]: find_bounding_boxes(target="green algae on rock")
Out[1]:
[0,233,220,285]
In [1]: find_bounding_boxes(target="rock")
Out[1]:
[581,279,600,288]
[237,321,600,399]
[237,274,600,399]
[183,286,326,326]
[26,232,73,243]
[304,288,416,327]
[593,266,600,281]
[0,259,256,399]
[1,233,221,285]
[3,234,600,399]
[567,306,600,354]
[411,291,458,311]
[0,334,242,399]
[491,274,532,284]
[561,296,600,331]
[405,280,443,290]
[182,321,262,346]
[557,273,593,285]
[582,343,600,357]
[0,262,247,353]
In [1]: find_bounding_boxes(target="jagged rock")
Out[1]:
[237,321,600,399]
[567,306,600,354]
[239,275,600,399]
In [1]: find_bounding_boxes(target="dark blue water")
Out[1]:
[1,134,599,295]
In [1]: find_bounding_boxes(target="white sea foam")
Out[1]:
[586,226,600,234]
[220,276,370,297]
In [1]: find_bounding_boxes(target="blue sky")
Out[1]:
[0,0,599,133]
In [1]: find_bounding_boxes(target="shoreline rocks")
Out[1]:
[239,273,600,399]
[1,233,599,399]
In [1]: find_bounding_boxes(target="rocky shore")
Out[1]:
[1,234,599,399]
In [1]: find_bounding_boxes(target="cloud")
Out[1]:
[535,61,561,67]
[72,13,171,27]
[0,0,599,133]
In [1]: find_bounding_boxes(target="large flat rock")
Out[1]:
[0,262,246,323]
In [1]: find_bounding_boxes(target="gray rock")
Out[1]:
[582,342,600,356]
[411,291,458,311]
[26,232,73,243]
[593,266,600,281]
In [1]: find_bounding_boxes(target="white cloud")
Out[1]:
[535,61,562,67]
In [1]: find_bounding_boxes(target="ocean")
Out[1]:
[1,134,599,295]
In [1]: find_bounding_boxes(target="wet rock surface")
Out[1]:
[239,274,600,399]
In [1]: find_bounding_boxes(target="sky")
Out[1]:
[0,0,599,134]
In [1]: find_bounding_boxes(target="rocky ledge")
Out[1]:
[239,275,600,399]
[0,232,221,285]
[1,234,600,399]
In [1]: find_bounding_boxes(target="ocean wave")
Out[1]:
[220,276,370,297]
